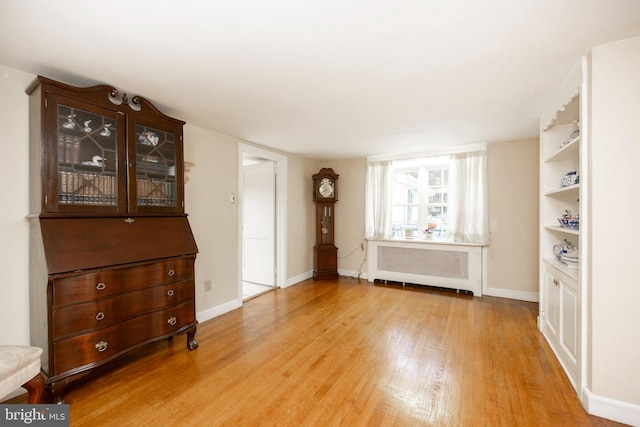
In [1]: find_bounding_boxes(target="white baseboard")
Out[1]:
[484,287,539,302]
[285,271,313,288]
[196,299,242,324]
[583,387,640,426]
[196,272,313,325]
[284,270,371,287]
[284,270,370,286]
[338,268,368,280]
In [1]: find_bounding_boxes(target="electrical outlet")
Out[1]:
[204,279,212,292]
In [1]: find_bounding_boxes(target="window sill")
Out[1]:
[377,237,486,247]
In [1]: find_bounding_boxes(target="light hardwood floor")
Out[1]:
[8,277,625,426]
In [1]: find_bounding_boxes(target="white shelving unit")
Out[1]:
[536,38,640,426]
[538,58,586,394]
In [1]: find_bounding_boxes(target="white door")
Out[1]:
[242,161,276,286]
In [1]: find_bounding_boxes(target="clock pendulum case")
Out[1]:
[312,168,339,280]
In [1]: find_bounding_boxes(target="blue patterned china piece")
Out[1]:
[553,239,579,269]
[82,120,92,133]
[557,217,580,228]
[561,170,579,187]
[557,210,579,229]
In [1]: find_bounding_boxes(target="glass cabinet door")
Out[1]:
[47,97,125,213]
[320,204,334,244]
[37,78,186,215]
[130,119,183,213]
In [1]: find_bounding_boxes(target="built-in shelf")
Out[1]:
[545,136,580,162]
[539,58,584,397]
[544,183,579,197]
[544,225,579,235]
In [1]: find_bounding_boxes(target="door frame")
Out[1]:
[237,143,288,301]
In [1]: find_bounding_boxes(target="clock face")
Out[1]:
[319,178,334,198]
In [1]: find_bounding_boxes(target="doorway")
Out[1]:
[238,144,287,301]
[242,159,275,298]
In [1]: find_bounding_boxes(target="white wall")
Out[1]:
[285,155,319,282]
[486,139,539,300]
[184,129,318,319]
[183,125,240,317]
[321,158,368,278]
[0,65,34,345]
[589,36,640,408]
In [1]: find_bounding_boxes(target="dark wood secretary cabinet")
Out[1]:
[27,77,198,403]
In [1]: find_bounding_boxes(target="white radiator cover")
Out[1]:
[367,240,483,296]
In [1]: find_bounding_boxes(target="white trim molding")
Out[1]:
[484,287,539,302]
[196,299,242,324]
[582,387,640,427]
[285,271,313,288]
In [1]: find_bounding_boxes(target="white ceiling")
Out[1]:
[2,1,640,160]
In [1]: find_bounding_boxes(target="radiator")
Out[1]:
[367,240,483,296]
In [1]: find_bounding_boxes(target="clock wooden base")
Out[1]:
[314,244,339,280]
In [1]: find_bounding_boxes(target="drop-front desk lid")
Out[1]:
[39,215,198,274]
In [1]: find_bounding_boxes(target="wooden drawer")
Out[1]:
[52,257,194,306]
[52,301,195,376]
[52,279,194,340]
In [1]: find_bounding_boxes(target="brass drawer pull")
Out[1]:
[95,311,105,321]
[167,316,177,326]
[95,341,108,352]
[168,269,175,276]
[553,279,559,286]
[167,290,175,297]
[96,282,106,290]
[124,218,135,224]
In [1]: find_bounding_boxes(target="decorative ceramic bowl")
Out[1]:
[557,218,579,229]
[561,170,579,187]
[553,239,577,262]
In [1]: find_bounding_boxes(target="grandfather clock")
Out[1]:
[312,168,339,280]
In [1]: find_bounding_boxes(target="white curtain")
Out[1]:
[364,160,393,240]
[448,150,488,244]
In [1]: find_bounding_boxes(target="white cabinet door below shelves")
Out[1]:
[560,277,579,374]
[542,267,560,342]
[542,261,579,390]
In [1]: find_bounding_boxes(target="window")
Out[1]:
[365,149,488,244]
[391,157,449,238]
